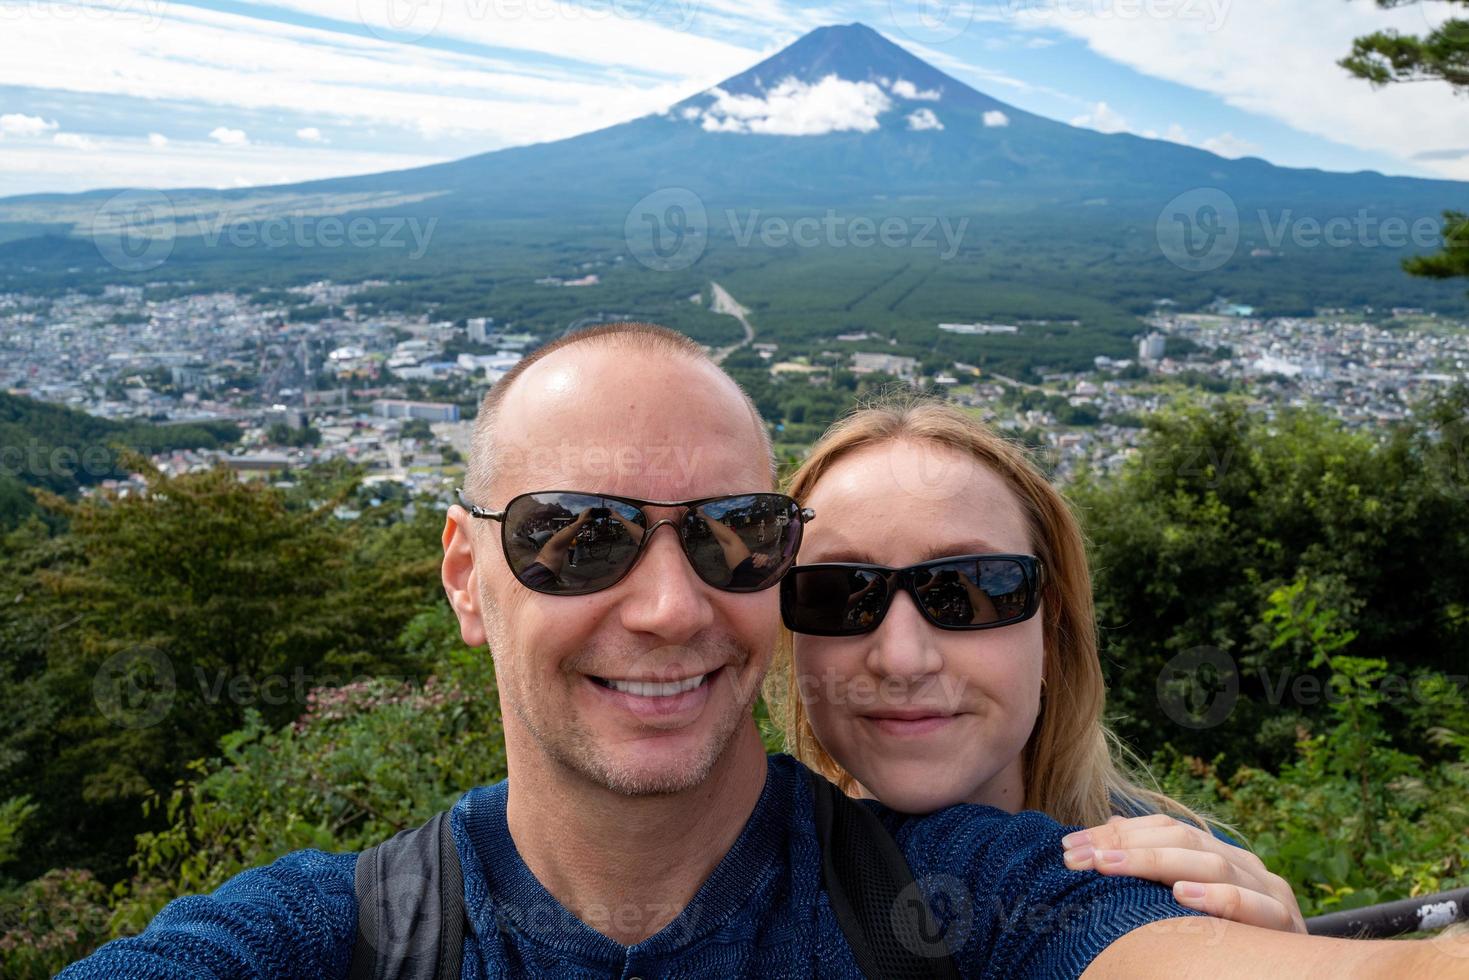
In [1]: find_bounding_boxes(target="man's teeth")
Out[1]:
[603,673,707,697]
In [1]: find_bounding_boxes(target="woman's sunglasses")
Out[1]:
[456,488,814,596]
[781,554,1044,636]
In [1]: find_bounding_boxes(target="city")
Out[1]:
[3,278,1465,498]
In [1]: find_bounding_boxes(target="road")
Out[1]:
[708,282,754,364]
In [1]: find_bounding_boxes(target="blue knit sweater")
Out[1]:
[60,755,1203,978]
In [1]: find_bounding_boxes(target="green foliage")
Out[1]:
[0,869,113,979]
[1155,578,1469,917]
[0,461,443,882]
[265,422,321,448]
[1074,387,1469,767]
[1341,4,1469,89]
[1341,2,1468,283]
[0,796,37,869]
[0,391,240,530]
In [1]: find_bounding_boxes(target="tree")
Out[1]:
[0,458,443,881]
[1342,1,1469,278]
[1071,388,1469,769]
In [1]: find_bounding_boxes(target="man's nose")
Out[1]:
[616,522,714,643]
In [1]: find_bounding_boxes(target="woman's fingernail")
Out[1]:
[1061,831,1091,849]
[1098,849,1126,865]
[1177,882,1207,900]
[1063,846,1094,866]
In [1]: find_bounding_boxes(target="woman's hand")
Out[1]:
[1062,813,1307,933]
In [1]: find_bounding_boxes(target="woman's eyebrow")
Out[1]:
[917,542,1006,562]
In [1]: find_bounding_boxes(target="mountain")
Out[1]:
[0,21,1462,325]
[3,24,1459,220]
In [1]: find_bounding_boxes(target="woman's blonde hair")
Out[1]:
[767,394,1218,830]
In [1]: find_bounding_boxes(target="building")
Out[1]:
[467,317,495,345]
[851,352,920,380]
[371,399,460,422]
[1138,333,1166,361]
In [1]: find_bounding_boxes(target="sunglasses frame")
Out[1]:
[781,553,1045,637]
[455,487,815,596]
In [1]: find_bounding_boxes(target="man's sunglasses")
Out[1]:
[456,488,814,596]
[781,554,1044,636]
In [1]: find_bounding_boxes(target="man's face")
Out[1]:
[452,345,778,796]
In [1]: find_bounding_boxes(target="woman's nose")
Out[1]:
[864,589,945,683]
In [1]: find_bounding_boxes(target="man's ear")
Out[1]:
[442,505,489,648]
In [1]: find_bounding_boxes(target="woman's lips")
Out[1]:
[860,711,958,737]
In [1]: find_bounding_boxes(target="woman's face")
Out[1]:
[793,438,1045,814]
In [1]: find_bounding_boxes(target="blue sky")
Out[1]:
[0,0,1463,195]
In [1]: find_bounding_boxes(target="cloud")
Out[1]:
[1069,101,1128,134]
[1201,131,1260,159]
[691,75,892,135]
[209,126,249,146]
[888,78,941,101]
[148,132,169,148]
[1141,121,1261,159]
[0,0,756,161]
[53,132,98,151]
[0,113,59,138]
[982,110,1010,127]
[296,127,325,142]
[906,108,944,131]
[0,132,442,195]
[1014,1,1469,178]
[1413,148,1469,162]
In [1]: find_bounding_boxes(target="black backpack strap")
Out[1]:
[349,809,465,980]
[806,768,961,980]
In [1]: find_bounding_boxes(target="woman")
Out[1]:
[768,396,1306,933]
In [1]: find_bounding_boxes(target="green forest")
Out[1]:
[1,386,1468,975]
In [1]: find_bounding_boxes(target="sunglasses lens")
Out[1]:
[683,494,803,592]
[502,493,646,595]
[782,567,889,635]
[911,558,1032,627]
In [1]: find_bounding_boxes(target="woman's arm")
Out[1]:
[1063,813,1307,933]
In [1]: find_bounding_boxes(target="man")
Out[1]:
[61,323,1466,977]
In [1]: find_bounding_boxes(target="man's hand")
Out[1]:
[1083,915,1469,978]
[1063,813,1305,933]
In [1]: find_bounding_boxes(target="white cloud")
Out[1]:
[296,127,325,143]
[210,127,249,146]
[906,108,944,131]
[148,132,169,148]
[1069,101,1128,134]
[889,78,941,101]
[1141,121,1261,159]
[1013,1,1469,179]
[0,132,443,195]
[692,75,892,135]
[52,132,98,151]
[1201,131,1260,159]
[0,0,756,162]
[0,113,59,138]
[982,110,1010,127]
